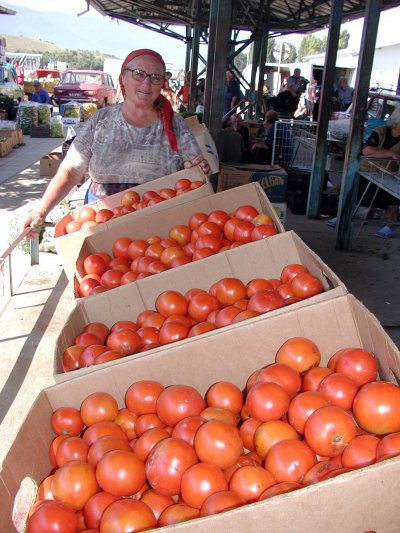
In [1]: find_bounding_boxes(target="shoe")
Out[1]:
[375,225,395,239]
[326,217,337,228]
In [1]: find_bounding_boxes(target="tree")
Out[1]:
[338,29,350,50]
[298,34,326,61]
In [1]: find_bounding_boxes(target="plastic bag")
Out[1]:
[16,102,39,134]
[50,115,64,138]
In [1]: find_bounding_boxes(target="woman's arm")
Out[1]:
[362,145,400,161]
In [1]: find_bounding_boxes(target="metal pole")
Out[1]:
[307,0,344,218]
[256,31,269,119]
[190,20,202,112]
[335,0,382,250]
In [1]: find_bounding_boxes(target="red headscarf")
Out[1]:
[119,49,178,153]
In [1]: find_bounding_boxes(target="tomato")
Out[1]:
[171,416,207,446]
[83,491,119,530]
[120,271,137,284]
[78,206,96,224]
[156,385,206,427]
[125,380,165,415]
[160,246,187,267]
[51,460,98,510]
[223,217,241,241]
[106,328,141,355]
[188,292,220,322]
[142,312,166,329]
[233,221,255,243]
[83,322,110,344]
[200,489,245,516]
[74,331,102,347]
[158,503,200,526]
[280,264,308,284]
[37,474,55,501]
[302,460,344,486]
[302,366,333,392]
[231,309,260,323]
[287,391,329,435]
[141,489,174,520]
[215,278,247,306]
[214,306,242,327]
[80,392,119,427]
[318,372,359,411]
[376,432,400,460]
[251,363,302,398]
[192,247,216,261]
[127,239,149,260]
[254,420,300,460]
[137,326,160,349]
[83,254,107,276]
[239,418,262,452]
[135,413,166,436]
[100,269,124,289]
[95,208,114,223]
[258,481,302,501]
[195,234,223,252]
[158,320,190,345]
[181,462,228,509]
[189,212,208,231]
[229,465,276,503]
[51,407,84,437]
[87,434,131,467]
[111,320,138,333]
[304,405,357,456]
[49,435,68,468]
[333,348,378,386]
[247,290,285,313]
[291,272,323,299]
[80,220,97,230]
[82,421,129,446]
[341,434,380,469]
[200,406,239,425]
[121,189,140,206]
[194,420,243,469]
[145,437,198,496]
[169,224,192,246]
[113,408,138,440]
[158,187,176,199]
[205,381,243,414]
[65,219,81,234]
[251,224,278,240]
[27,500,78,533]
[265,439,317,483]
[108,257,131,273]
[276,283,301,305]
[246,278,273,297]
[245,382,290,422]
[79,345,109,368]
[155,290,188,317]
[112,237,132,260]
[96,449,146,497]
[275,337,321,374]
[235,205,259,221]
[353,381,400,435]
[79,277,101,297]
[62,345,85,372]
[133,427,170,461]
[99,499,156,533]
[55,436,89,466]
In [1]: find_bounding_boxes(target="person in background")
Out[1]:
[306,79,317,118]
[230,113,252,162]
[275,68,309,114]
[23,49,210,235]
[326,108,400,237]
[3,57,16,79]
[215,117,245,163]
[177,71,191,112]
[161,70,177,108]
[251,110,292,167]
[334,77,354,112]
[31,80,52,104]
[224,69,242,116]
[15,61,25,85]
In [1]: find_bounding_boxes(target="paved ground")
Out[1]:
[0,135,399,467]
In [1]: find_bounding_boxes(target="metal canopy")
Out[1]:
[87,0,399,39]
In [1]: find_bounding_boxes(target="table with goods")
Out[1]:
[1,163,400,533]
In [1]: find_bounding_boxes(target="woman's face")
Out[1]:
[123,54,165,106]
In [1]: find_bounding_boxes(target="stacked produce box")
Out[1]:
[1,167,400,533]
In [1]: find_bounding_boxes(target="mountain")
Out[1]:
[3,35,66,55]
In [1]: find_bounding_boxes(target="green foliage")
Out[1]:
[298,34,326,61]
[338,29,350,50]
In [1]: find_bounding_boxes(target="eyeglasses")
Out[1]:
[124,68,164,85]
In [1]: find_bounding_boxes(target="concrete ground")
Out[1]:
[0,135,399,467]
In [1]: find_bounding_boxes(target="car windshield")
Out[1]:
[62,72,102,84]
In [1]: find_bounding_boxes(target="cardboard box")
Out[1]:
[0,129,19,147]
[220,163,288,202]
[2,294,400,533]
[54,230,345,380]
[185,115,219,174]
[271,201,287,225]
[56,182,284,286]
[39,152,63,177]
[0,136,12,157]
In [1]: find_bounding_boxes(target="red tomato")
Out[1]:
[137,326,160,349]
[114,408,138,440]
[233,221,255,243]
[304,405,357,456]
[333,348,378,386]
[188,292,220,322]
[141,489,175,520]
[94,350,123,365]
[80,392,119,427]
[133,427,170,461]
[52,460,98,510]
[229,465,276,503]
[127,239,149,260]
[95,209,114,223]
[106,328,141,355]
[74,331,102,346]
[265,439,317,483]
[112,237,132,260]
[276,283,301,305]
[200,489,245,516]
[49,435,68,468]
[251,363,302,398]
[280,263,308,284]
[99,499,156,533]
[77,206,96,223]
[353,381,400,435]
[145,437,198,496]
[189,212,209,230]
[251,224,278,240]
[181,462,228,509]
[51,407,84,437]
[156,385,206,427]
[195,234,223,252]
[215,278,247,306]
[192,247,216,261]
[341,434,380,468]
[376,432,400,460]
[83,254,107,276]
[302,366,334,392]
[235,205,259,221]
[287,391,329,435]
[120,271,138,284]
[246,278,274,297]
[82,421,129,446]
[194,420,243,469]
[175,178,192,190]
[200,406,239,426]
[223,217,241,241]
[108,257,131,273]
[135,413,166,436]
[96,449,146,496]
[169,224,192,246]
[144,242,165,260]
[208,210,231,228]
[87,435,131,468]
[142,312,166,330]
[231,309,260,323]
[205,381,243,414]
[83,491,119,530]
[62,345,85,372]
[158,503,200,526]
[79,277,101,297]
[318,372,359,411]
[258,481,302,500]
[125,380,164,415]
[121,189,140,206]
[65,219,81,234]
[158,320,190,345]
[100,269,124,289]
[214,306,242,327]
[83,322,110,344]
[302,460,344,486]
[254,420,300,460]
[79,345,109,368]
[111,320,139,333]
[247,289,285,313]
[155,290,188,317]
[275,337,321,374]
[158,187,176,199]
[198,221,222,238]
[26,501,78,533]
[55,436,89,466]
[239,418,262,452]
[246,382,290,422]
[171,416,207,447]
[142,190,159,202]
[291,272,323,299]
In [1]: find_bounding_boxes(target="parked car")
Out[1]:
[53,70,117,108]
[0,63,24,105]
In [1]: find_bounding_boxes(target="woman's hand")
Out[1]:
[184,154,211,176]
[23,207,47,239]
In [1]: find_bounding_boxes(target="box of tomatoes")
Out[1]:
[58,182,286,292]
[53,230,346,381]
[2,294,400,533]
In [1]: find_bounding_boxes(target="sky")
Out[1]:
[2,0,400,68]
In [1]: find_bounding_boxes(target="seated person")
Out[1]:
[215,117,245,163]
[230,114,252,162]
[31,80,52,104]
[333,77,354,112]
[251,110,293,167]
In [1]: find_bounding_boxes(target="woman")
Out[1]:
[24,49,210,235]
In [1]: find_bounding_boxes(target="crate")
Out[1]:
[30,125,51,138]
[0,137,13,157]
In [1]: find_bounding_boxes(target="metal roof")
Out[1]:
[87,0,400,37]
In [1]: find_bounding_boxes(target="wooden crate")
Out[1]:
[0,137,13,157]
